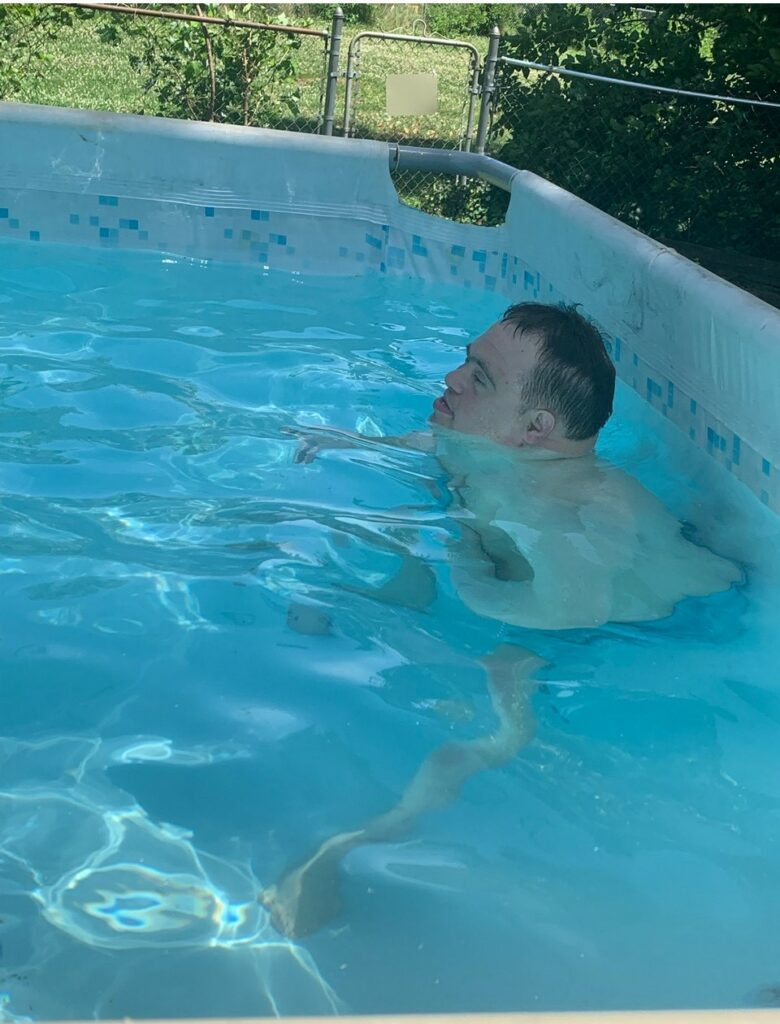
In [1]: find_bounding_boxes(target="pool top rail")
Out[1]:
[391,143,519,190]
[38,1012,780,1023]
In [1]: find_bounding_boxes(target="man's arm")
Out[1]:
[285,426,434,464]
[453,516,613,630]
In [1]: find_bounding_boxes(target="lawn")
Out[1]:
[10,14,153,114]
[7,7,490,148]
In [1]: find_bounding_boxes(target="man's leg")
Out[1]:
[260,643,544,938]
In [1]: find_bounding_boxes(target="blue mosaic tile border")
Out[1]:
[0,185,776,514]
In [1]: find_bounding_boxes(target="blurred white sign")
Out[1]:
[385,73,438,116]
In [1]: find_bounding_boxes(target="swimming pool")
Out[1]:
[1,103,780,1021]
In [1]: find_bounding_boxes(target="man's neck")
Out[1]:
[526,435,596,459]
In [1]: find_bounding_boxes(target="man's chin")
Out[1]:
[428,411,458,433]
[429,409,451,426]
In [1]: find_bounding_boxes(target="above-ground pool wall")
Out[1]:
[496,171,780,515]
[1,103,778,512]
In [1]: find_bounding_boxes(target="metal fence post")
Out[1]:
[462,50,481,152]
[342,36,359,139]
[322,6,343,135]
[475,25,500,154]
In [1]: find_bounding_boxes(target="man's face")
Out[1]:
[429,319,542,446]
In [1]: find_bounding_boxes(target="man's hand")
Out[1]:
[282,427,359,464]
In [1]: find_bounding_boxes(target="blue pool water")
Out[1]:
[1,238,780,1019]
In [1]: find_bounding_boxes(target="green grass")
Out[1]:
[342,26,487,145]
[10,17,153,114]
[8,9,488,146]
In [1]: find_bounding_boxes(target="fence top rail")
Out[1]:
[66,2,330,39]
[499,56,780,110]
[348,29,480,66]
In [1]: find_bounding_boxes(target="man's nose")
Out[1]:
[445,363,466,391]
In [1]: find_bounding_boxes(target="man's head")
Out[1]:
[430,302,616,455]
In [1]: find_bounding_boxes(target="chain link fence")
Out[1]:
[340,31,480,217]
[93,3,331,134]
[0,4,331,135]
[487,56,780,301]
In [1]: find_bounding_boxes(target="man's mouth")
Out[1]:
[433,394,453,417]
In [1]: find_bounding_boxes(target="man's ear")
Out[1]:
[520,409,556,446]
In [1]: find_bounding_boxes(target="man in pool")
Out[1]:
[263,302,740,937]
[291,301,739,629]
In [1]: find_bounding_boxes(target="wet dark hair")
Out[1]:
[502,302,616,440]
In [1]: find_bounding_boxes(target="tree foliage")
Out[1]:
[423,5,518,38]
[96,4,308,127]
[490,4,779,259]
[0,5,75,98]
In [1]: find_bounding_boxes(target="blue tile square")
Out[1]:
[732,435,741,466]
